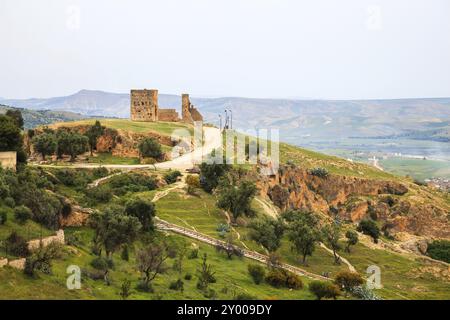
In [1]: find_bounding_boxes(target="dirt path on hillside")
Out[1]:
[222,211,250,250]
[319,242,356,272]
[254,197,279,219]
[87,172,123,189]
[151,179,186,203]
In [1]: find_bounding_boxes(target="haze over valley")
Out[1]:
[2,90,450,181]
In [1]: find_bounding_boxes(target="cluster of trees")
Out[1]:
[0,110,27,164]
[31,125,94,161]
[89,199,155,258]
[0,167,69,229]
[30,120,108,162]
[249,210,361,266]
[86,200,221,297]
[199,164,257,223]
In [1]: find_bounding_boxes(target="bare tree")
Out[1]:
[136,241,175,291]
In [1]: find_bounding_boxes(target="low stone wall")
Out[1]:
[159,109,179,122]
[8,258,26,270]
[0,151,17,171]
[0,230,65,270]
[0,258,7,268]
[28,229,65,251]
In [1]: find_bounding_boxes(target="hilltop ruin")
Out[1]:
[130,89,203,124]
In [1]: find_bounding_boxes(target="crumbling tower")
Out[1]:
[181,93,203,124]
[182,94,194,123]
[130,89,158,122]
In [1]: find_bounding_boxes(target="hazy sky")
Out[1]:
[1,0,449,99]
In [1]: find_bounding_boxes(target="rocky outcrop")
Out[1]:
[258,164,450,238]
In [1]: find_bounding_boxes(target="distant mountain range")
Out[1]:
[1,90,450,140]
[0,104,91,129]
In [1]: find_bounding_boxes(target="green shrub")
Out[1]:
[65,231,84,247]
[14,205,32,224]
[90,257,113,271]
[184,273,192,280]
[285,272,303,289]
[6,231,30,257]
[124,198,156,232]
[138,138,162,159]
[199,162,230,193]
[357,219,380,243]
[164,170,182,184]
[54,169,77,186]
[0,208,8,225]
[427,240,450,263]
[247,264,266,285]
[265,269,303,289]
[136,280,154,293]
[234,293,256,300]
[216,223,230,238]
[4,197,15,208]
[309,167,329,178]
[350,285,381,300]
[334,271,364,292]
[108,173,157,195]
[54,169,91,190]
[186,175,200,194]
[188,248,199,259]
[89,185,113,203]
[61,201,72,218]
[92,167,109,179]
[169,279,184,291]
[121,245,130,261]
[309,281,341,300]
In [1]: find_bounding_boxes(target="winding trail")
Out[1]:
[87,172,123,189]
[319,243,356,272]
[254,197,279,219]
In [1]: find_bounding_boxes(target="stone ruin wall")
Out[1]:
[0,230,65,270]
[158,109,180,122]
[181,94,203,123]
[130,90,203,124]
[0,151,17,171]
[130,89,158,122]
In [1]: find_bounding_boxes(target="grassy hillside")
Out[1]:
[279,142,399,181]
[0,228,315,300]
[150,188,450,300]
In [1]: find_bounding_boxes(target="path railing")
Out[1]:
[155,217,330,281]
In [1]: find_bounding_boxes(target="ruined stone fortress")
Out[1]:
[130,89,203,124]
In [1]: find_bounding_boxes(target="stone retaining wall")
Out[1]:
[0,230,65,270]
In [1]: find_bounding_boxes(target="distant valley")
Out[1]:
[2,90,450,180]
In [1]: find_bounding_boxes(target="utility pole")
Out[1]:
[229,109,233,129]
[224,110,228,129]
